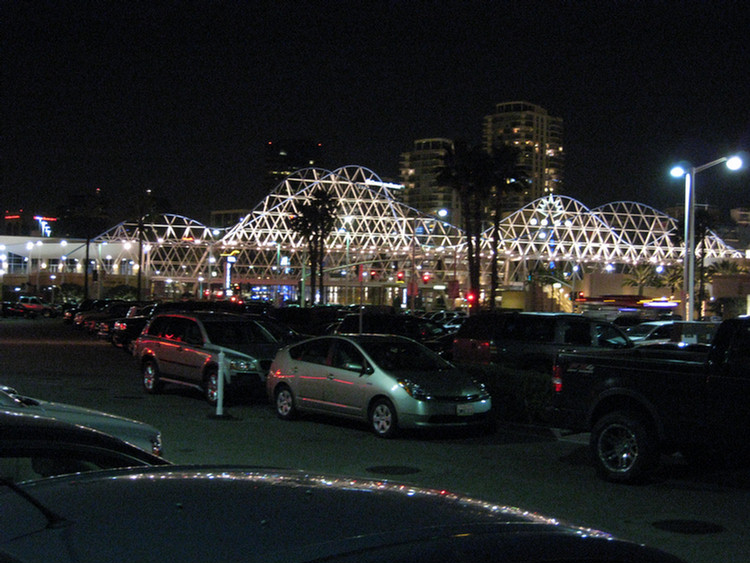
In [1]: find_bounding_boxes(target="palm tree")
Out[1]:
[661,264,683,296]
[707,259,746,280]
[290,187,339,305]
[436,141,494,313]
[623,264,659,297]
[694,208,715,318]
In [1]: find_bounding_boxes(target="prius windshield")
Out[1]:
[358,338,451,371]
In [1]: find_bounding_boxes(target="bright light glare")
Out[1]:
[726,156,743,171]
[670,166,687,178]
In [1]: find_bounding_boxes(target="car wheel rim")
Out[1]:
[598,423,638,473]
[372,404,392,435]
[277,390,292,416]
[143,366,155,389]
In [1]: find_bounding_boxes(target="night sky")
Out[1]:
[4,0,749,223]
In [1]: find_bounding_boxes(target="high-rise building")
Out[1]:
[483,101,564,205]
[399,138,459,223]
[263,139,327,194]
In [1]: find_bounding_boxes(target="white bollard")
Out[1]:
[216,350,226,417]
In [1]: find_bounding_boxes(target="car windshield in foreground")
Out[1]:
[203,321,276,348]
[358,338,451,371]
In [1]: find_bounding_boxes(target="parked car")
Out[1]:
[336,312,454,356]
[267,334,492,438]
[1,301,25,318]
[270,305,350,335]
[0,465,686,562]
[452,311,631,371]
[13,296,57,318]
[134,311,280,404]
[244,314,309,346]
[62,299,101,324]
[72,299,117,329]
[80,300,135,335]
[112,300,257,353]
[0,411,169,483]
[550,316,750,483]
[0,385,162,456]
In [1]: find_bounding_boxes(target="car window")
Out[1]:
[331,341,366,371]
[650,325,673,339]
[184,321,204,345]
[162,318,192,342]
[359,339,450,372]
[522,317,555,343]
[727,324,750,360]
[596,323,629,348]
[146,316,170,337]
[289,338,332,366]
[561,319,592,346]
[626,324,656,338]
[456,317,489,339]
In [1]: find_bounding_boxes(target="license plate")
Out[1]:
[456,404,474,416]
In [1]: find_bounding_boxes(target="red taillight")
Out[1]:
[552,364,563,393]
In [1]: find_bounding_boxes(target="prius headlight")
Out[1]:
[398,378,431,401]
[229,358,259,372]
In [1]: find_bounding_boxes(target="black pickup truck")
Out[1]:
[550,317,750,483]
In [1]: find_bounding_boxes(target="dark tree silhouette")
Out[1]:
[290,187,339,305]
[437,141,494,313]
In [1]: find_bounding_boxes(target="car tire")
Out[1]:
[369,398,398,439]
[204,368,219,406]
[274,385,296,420]
[142,359,163,394]
[591,410,657,483]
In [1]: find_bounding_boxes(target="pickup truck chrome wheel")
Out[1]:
[591,411,656,483]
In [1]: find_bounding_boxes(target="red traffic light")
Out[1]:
[396,271,404,281]
[422,273,431,283]
[466,292,476,302]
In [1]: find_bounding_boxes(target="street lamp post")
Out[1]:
[671,155,743,321]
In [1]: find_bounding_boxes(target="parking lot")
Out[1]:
[2,317,750,563]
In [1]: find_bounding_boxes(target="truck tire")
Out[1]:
[590,411,657,483]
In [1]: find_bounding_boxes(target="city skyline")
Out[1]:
[4,1,749,222]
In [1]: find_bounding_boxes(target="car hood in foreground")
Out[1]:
[2,397,160,454]
[0,466,684,563]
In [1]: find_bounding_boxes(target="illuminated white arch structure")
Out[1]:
[77,167,741,300]
[93,213,219,285]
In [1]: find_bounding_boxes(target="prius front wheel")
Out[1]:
[369,398,398,439]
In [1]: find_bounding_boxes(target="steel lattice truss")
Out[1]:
[480,196,740,283]
[94,214,219,280]
[91,169,741,287]
[219,166,463,283]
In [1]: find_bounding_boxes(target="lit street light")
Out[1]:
[671,155,743,320]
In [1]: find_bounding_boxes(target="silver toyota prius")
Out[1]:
[267,334,492,437]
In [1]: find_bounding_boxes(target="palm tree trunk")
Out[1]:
[317,234,326,305]
[489,209,500,310]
